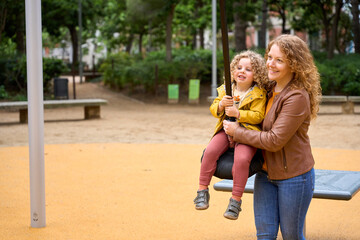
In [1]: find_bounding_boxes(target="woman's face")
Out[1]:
[232,57,254,90]
[266,44,293,83]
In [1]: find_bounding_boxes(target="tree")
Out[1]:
[232,0,259,51]
[328,0,343,59]
[1,0,25,54]
[268,0,293,34]
[173,0,211,49]
[42,0,104,71]
[294,0,344,58]
[258,0,268,49]
[98,0,128,53]
[0,1,6,43]
[351,0,360,54]
[166,2,177,61]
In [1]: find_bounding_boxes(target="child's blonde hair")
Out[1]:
[229,50,269,90]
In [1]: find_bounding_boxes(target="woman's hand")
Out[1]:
[228,135,235,148]
[225,105,240,118]
[223,120,239,137]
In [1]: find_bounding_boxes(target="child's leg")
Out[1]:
[232,143,257,200]
[199,130,229,189]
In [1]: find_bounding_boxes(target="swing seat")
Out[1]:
[201,148,264,180]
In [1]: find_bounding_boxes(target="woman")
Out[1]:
[223,34,321,239]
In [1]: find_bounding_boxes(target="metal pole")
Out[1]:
[78,0,83,83]
[211,0,217,97]
[25,0,46,228]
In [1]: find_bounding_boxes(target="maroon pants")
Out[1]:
[199,130,257,197]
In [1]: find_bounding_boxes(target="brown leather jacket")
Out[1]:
[232,85,315,180]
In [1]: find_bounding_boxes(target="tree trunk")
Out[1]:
[69,26,78,71]
[197,0,205,49]
[0,5,7,43]
[328,0,343,59]
[166,3,176,61]
[317,2,331,52]
[199,27,204,49]
[280,11,289,34]
[139,32,143,57]
[351,0,360,54]
[258,0,267,49]
[233,1,247,51]
[15,9,25,54]
[192,31,196,50]
[126,32,134,54]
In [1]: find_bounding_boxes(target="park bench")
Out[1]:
[320,95,360,114]
[0,98,107,123]
[213,169,360,236]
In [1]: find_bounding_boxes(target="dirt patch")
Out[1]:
[1,81,359,150]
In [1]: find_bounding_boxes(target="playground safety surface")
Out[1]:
[1,143,360,240]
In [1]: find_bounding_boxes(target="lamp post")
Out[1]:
[25,0,46,228]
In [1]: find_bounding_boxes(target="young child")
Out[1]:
[194,50,268,220]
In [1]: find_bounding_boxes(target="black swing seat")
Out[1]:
[201,148,264,180]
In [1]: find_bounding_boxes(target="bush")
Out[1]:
[0,85,10,99]
[0,56,68,99]
[99,49,360,97]
[316,54,360,96]
[43,58,69,94]
[100,48,222,94]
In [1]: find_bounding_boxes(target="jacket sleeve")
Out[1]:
[232,91,310,152]
[238,94,266,125]
[210,86,226,118]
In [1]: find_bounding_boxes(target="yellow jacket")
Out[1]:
[210,84,267,135]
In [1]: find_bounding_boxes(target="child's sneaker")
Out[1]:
[223,198,242,220]
[193,189,210,210]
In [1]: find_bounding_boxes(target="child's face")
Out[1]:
[232,57,254,90]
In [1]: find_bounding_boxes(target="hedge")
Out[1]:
[100,48,360,96]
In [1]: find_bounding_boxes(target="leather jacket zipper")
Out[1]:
[282,148,288,171]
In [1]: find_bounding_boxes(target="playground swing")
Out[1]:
[201,148,264,180]
[202,0,264,181]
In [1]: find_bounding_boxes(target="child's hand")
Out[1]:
[225,105,240,118]
[220,95,233,108]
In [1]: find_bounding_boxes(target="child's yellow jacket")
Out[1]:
[210,84,267,135]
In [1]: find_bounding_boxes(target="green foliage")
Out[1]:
[0,54,27,94]
[0,85,10,99]
[43,58,69,93]
[100,48,217,93]
[100,49,360,97]
[316,54,360,96]
[0,41,69,99]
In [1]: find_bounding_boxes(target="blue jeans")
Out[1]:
[253,168,315,240]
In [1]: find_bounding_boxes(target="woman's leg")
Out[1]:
[278,168,315,240]
[199,130,229,188]
[232,143,257,198]
[254,171,279,240]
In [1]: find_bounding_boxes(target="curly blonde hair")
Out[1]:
[265,34,322,119]
[229,50,269,91]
